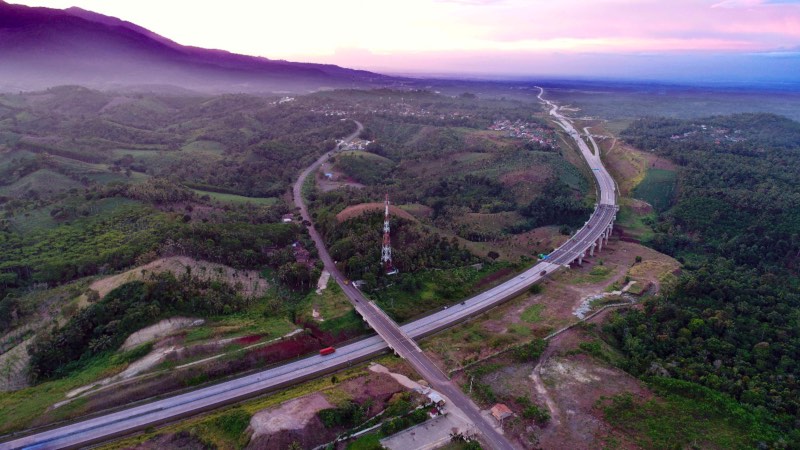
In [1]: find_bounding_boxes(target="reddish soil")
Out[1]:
[626,198,653,215]
[248,417,334,450]
[474,267,514,289]
[236,334,263,345]
[499,167,553,186]
[336,203,416,223]
[616,229,640,244]
[506,226,569,256]
[248,334,325,364]
[246,372,411,450]
[644,153,678,171]
[32,324,369,427]
[336,371,411,416]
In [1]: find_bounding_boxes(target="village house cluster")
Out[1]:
[670,124,746,145]
[310,102,472,121]
[337,138,372,151]
[489,119,558,146]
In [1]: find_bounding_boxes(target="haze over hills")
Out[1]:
[0,1,392,93]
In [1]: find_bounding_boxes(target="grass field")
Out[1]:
[600,378,781,449]
[520,304,544,323]
[299,281,354,324]
[181,140,225,155]
[0,169,82,198]
[190,189,277,206]
[337,150,393,163]
[208,310,297,339]
[374,262,517,322]
[110,149,170,158]
[9,197,141,233]
[633,168,677,212]
[46,155,142,185]
[567,264,614,285]
[615,200,656,242]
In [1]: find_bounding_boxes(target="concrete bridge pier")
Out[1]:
[589,242,596,257]
[597,236,603,252]
[577,251,585,266]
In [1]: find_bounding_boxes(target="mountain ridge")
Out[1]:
[0,1,393,92]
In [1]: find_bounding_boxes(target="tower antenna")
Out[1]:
[381,193,398,275]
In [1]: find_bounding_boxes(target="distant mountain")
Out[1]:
[0,1,393,93]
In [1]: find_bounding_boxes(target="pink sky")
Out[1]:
[10,0,800,79]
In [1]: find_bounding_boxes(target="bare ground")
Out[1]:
[89,256,269,300]
[246,370,411,450]
[248,392,333,440]
[427,238,678,372]
[121,317,203,350]
[423,236,678,448]
[533,325,650,450]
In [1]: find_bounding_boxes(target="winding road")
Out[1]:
[1,88,616,450]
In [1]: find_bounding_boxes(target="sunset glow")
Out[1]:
[9,0,800,79]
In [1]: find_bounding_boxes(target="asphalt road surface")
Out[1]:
[2,91,617,449]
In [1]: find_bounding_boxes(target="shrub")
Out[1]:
[213,409,251,439]
[512,338,547,362]
[522,404,551,424]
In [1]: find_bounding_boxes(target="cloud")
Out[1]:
[712,0,800,7]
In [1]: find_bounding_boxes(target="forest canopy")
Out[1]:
[607,113,800,439]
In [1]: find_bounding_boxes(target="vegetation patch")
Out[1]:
[375,263,510,322]
[190,189,277,206]
[568,264,614,284]
[28,274,249,381]
[520,304,544,323]
[600,378,784,449]
[632,168,676,212]
[611,113,800,440]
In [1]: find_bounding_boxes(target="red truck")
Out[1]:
[319,347,336,356]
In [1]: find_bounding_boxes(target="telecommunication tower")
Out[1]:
[381,194,398,275]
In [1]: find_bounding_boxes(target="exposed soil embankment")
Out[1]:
[121,317,202,350]
[247,393,335,449]
[247,370,408,450]
[89,256,269,299]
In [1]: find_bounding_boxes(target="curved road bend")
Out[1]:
[2,91,617,450]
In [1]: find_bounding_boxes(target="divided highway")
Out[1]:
[1,89,616,450]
